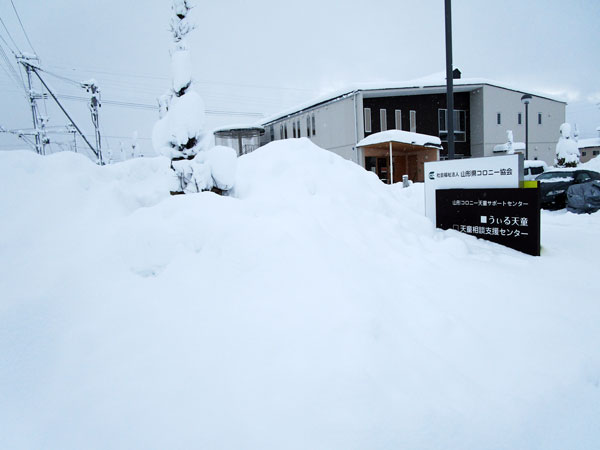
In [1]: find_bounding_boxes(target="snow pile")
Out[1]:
[556,123,580,166]
[1,142,600,450]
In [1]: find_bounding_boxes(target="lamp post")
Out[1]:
[445,0,455,159]
[521,94,532,160]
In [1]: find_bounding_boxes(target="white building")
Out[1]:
[260,75,566,167]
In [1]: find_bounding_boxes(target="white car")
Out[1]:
[524,161,548,181]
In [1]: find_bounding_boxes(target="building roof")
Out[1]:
[357,130,442,148]
[261,74,567,126]
[578,137,600,149]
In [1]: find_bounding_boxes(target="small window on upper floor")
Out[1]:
[284,124,288,139]
[395,110,402,130]
[270,126,274,141]
[410,110,416,133]
[364,108,372,133]
[312,115,316,136]
[497,113,502,125]
[293,122,297,138]
[518,113,522,125]
[380,109,387,132]
[538,113,542,125]
[307,117,310,136]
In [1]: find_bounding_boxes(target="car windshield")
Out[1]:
[536,171,574,182]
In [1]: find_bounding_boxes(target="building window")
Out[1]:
[293,122,297,138]
[280,125,284,139]
[395,110,402,130]
[409,110,416,133]
[297,120,301,137]
[438,109,466,142]
[312,115,316,136]
[270,126,274,141]
[582,151,587,156]
[497,113,502,125]
[538,113,542,125]
[284,124,288,139]
[594,150,600,156]
[307,117,310,136]
[518,113,522,125]
[380,109,387,131]
[364,108,372,133]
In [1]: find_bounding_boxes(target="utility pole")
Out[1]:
[83,81,103,164]
[444,0,455,160]
[25,63,100,162]
[17,54,44,155]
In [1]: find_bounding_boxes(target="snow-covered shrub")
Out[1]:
[555,123,579,168]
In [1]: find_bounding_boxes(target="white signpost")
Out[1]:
[424,154,523,223]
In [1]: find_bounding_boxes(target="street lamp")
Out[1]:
[521,94,532,160]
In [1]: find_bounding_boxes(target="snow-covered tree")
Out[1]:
[152,0,236,195]
[556,123,579,168]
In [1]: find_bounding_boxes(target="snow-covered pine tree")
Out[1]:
[556,123,579,168]
[152,0,207,194]
[152,0,237,195]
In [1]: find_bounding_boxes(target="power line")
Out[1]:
[0,15,20,53]
[0,41,26,92]
[56,93,264,116]
[44,63,315,92]
[9,0,37,56]
[0,32,16,55]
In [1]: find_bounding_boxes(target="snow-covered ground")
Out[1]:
[1,139,599,450]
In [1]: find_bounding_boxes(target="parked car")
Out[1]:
[567,181,600,214]
[524,160,547,181]
[536,169,600,209]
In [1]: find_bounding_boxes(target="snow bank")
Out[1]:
[1,143,600,450]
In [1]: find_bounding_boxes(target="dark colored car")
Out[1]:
[535,169,600,210]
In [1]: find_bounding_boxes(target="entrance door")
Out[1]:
[408,155,418,181]
[377,157,388,183]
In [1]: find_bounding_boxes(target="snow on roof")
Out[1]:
[524,160,548,168]
[357,130,442,148]
[213,124,265,133]
[578,137,600,149]
[261,74,567,126]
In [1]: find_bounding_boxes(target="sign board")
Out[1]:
[436,187,541,256]
[424,155,523,223]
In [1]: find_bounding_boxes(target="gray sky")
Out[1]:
[1,0,599,157]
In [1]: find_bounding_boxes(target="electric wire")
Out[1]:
[0,41,26,93]
[9,0,37,56]
[0,15,21,53]
[0,31,16,55]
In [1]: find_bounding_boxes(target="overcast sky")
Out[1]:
[1,0,599,157]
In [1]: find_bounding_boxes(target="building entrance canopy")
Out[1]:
[357,130,441,183]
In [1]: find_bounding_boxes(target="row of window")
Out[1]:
[581,150,600,157]
[364,108,416,133]
[272,114,316,140]
[499,112,543,125]
[439,109,467,142]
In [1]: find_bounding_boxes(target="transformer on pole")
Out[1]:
[83,81,103,164]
